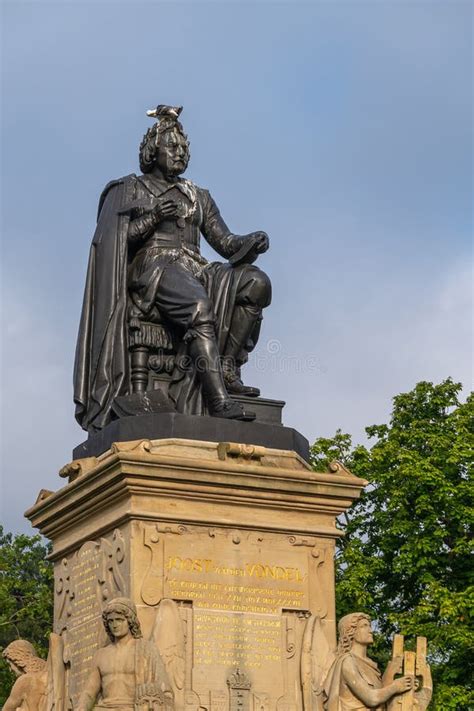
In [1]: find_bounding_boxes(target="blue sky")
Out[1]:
[1,0,472,532]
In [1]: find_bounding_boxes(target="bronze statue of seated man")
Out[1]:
[74,105,271,433]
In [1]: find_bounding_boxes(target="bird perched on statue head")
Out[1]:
[141,104,189,166]
[147,105,183,120]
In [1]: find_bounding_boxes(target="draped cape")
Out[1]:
[324,652,384,711]
[74,176,133,432]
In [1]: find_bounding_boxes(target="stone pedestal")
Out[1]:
[72,410,309,462]
[26,437,366,710]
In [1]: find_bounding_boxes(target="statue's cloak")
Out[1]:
[73,175,134,433]
[324,652,383,711]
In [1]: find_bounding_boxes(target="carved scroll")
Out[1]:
[218,442,266,462]
[99,528,125,601]
[55,558,74,633]
[309,547,328,618]
[141,524,163,606]
[59,457,98,482]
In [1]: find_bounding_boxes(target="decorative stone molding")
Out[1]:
[59,457,98,482]
[110,439,153,454]
[35,488,54,504]
[328,459,354,476]
[141,524,163,606]
[218,441,267,462]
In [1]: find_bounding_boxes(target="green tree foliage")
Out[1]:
[311,379,473,710]
[0,525,53,704]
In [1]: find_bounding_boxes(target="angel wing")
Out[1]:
[151,599,186,708]
[301,615,336,711]
[44,633,66,711]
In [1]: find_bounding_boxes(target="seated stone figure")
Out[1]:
[77,597,174,711]
[74,105,272,433]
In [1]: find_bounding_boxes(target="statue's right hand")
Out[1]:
[153,198,179,222]
[392,676,414,694]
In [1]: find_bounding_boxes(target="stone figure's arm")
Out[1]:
[76,662,101,711]
[3,676,28,711]
[341,657,413,707]
[201,190,269,258]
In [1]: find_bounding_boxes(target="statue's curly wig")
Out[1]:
[102,598,143,642]
[139,118,190,173]
[337,612,371,654]
[2,640,46,674]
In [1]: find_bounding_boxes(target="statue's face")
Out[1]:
[156,128,189,177]
[354,617,374,646]
[106,612,130,640]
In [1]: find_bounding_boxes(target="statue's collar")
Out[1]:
[137,174,197,208]
[138,173,189,198]
[137,173,173,197]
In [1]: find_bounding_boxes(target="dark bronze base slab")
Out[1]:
[112,389,175,418]
[230,395,285,425]
[112,389,285,426]
[73,412,309,462]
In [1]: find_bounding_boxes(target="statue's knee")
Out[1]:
[243,267,272,308]
[193,297,215,326]
[183,298,216,343]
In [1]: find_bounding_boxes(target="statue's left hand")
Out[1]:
[249,231,269,254]
[383,655,403,684]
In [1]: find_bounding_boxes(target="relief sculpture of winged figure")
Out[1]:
[301,613,432,711]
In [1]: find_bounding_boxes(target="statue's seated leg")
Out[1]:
[155,264,255,420]
[223,265,272,397]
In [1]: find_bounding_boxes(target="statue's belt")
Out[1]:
[144,233,192,247]
[137,239,208,266]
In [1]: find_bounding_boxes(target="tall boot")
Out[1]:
[188,330,255,420]
[223,305,262,397]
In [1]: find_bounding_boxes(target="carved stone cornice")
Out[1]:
[26,438,367,559]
